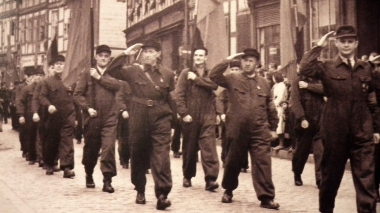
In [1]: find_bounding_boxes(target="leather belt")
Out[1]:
[131,96,165,107]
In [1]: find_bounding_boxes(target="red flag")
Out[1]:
[62,0,92,87]
[195,0,228,70]
[6,35,18,82]
[279,0,306,83]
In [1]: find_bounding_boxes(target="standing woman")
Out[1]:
[272,71,288,150]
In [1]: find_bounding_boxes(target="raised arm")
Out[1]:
[210,60,230,88]
[192,74,218,90]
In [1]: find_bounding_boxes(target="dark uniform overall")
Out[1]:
[210,60,278,201]
[15,81,27,156]
[0,86,10,124]
[290,75,324,186]
[108,64,175,199]
[9,86,19,130]
[300,46,379,213]
[116,81,132,167]
[175,68,220,183]
[16,83,38,163]
[31,81,48,166]
[39,75,75,170]
[73,68,120,179]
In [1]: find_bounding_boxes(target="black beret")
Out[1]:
[96,44,111,54]
[242,48,260,60]
[142,39,161,51]
[24,67,45,76]
[229,59,241,68]
[51,55,65,65]
[335,25,357,39]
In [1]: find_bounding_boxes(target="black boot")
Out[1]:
[86,175,95,188]
[156,194,171,210]
[294,174,303,186]
[102,174,114,193]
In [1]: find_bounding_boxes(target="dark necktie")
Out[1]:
[347,58,353,70]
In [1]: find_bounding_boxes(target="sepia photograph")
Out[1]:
[0,0,380,212]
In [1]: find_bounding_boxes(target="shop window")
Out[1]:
[257,24,281,69]
[309,0,337,59]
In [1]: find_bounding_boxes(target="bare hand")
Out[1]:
[75,120,78,127]
[299,81,308,89]
[33,113,40,122]
[88,108,97,117]
[221,114,226,123]
[226,52,244,60]
[90,68,101,80]
[270,131,278,139]
[317,31,335,47]
[124,43,143,56]
[374,133,380,144]
[122,111,129,119]
[19,116,25,124]
[301,119,309,129]
[48,105,57,114]
[183,115,192,123]
[187,72,196,80]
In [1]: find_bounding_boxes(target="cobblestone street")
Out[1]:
[0,123,367,212]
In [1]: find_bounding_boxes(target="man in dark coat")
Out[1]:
[299,26,380,213]
[210,48,280,210]
[39,55,75,178]
[73,45,120,193]
[0,82,10,124]
[9,82,18,130]
[16,68,45,165]
[116,80,132,169]
[175,47,220,191]
[107,40,174,210]
[290,69,325,187]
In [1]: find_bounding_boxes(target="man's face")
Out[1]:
[141,47,161,66]
[35,74,45,82]
[95,52,111,68]
[335,37,358,57]
[48,65,55,76]
[230,67,241,73]
[53,61,65,74]
[241,56,258,74]
[193,49,207,65]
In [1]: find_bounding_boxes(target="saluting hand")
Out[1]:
[226,52,244,60]
[19,116,25,124]
[48,105,57,114]
[88,108,97,117]
[33,113,40,122]
[90,68,101,80]
[124,43,143,56]
[374,133,380,144]
[187,72,197,80]
[317,31,335,47]
[122,111,129,119]
[183,115,192,123]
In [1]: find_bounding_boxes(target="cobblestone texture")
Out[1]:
[0,123,369,212]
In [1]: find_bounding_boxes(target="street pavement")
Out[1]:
[0,122,369,213]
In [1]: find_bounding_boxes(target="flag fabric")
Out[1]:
[6,35,18,83]
[195,0,228,70]
[279,0,306,83]
[43,34,58,74]
[62,0,92,87]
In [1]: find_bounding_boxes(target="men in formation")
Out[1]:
[9,24,380,212]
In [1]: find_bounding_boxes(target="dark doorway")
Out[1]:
[356,0,380,57]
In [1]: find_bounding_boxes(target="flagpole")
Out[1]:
[190,0,199,71]
[90,0,95,67]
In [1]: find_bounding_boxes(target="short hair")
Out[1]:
[273,71,284,83]
[193,46,208,56]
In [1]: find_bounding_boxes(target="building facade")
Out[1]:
[0,0,126,84]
